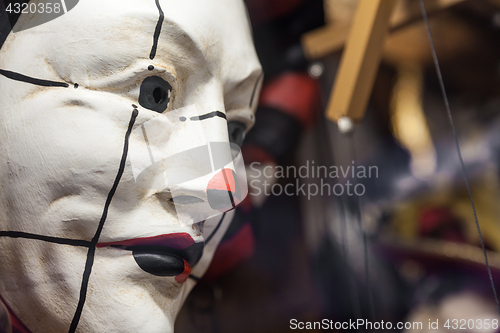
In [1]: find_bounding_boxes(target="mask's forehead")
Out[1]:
[0,0,260,91]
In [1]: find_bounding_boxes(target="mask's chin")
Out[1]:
[76,250,184,333]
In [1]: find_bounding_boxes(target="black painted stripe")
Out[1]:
[0,69,69,87]
[205,212,226,245]
[190,111,226,121]
[149,0,164,60]
[68,109,138,333]
[0,231,91,248]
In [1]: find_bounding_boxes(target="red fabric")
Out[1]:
[10,312,30,333]
[419,207,456,235]
[0,296,31,333]
[259,72,320,129]
[245,0,304,25]
[237,195,253,215]
[203,222,255,280]
[419,207,466,243]
[242,144,276,165]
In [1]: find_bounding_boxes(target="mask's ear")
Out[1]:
[0,299,11,333]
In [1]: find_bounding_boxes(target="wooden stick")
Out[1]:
[326,0,397,123]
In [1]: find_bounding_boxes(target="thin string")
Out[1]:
[419,0,500,315]
[205,212,226,245]
[347,131,375,322]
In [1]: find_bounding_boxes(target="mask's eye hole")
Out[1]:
[139,76,172,113]
[227,121,247,147]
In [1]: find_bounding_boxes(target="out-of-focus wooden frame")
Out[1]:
[301,0,466,123]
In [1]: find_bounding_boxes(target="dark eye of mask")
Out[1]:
[227,121,247,147]
[138,76,173,113]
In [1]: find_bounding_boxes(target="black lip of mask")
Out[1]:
[127,242,205,277]
[138,76,173,113]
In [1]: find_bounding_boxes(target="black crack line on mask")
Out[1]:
[0,69,70,87]
[190,111,227,121]
[249,72,264,108]
[188,274,200,282]
[0,231,91,248]
[68,109,138,333]
[149,0,164,60]
[141,124,155,164]
[419,0,500,316]
[205,212,226,245]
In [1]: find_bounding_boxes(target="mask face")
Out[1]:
[0,0,262,332]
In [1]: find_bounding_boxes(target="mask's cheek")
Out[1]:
[0,89,141,240]
[0,238,88,333]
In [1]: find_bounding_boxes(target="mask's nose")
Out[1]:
[167,166,244,226]
[129,105,247,224]
[207,168,242,212]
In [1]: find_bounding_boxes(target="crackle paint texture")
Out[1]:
[0,0,262,332]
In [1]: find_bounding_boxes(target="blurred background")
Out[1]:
[174,0,500,331]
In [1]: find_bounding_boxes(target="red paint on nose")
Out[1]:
[206,168,241,211]
[208,169,236,191]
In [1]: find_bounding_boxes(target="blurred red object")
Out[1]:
[203,222,256,280]
[245,0,304,25]
[259,72,320,129]
[419,207,467,243]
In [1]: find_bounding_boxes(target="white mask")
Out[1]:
[0,0,262,332]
